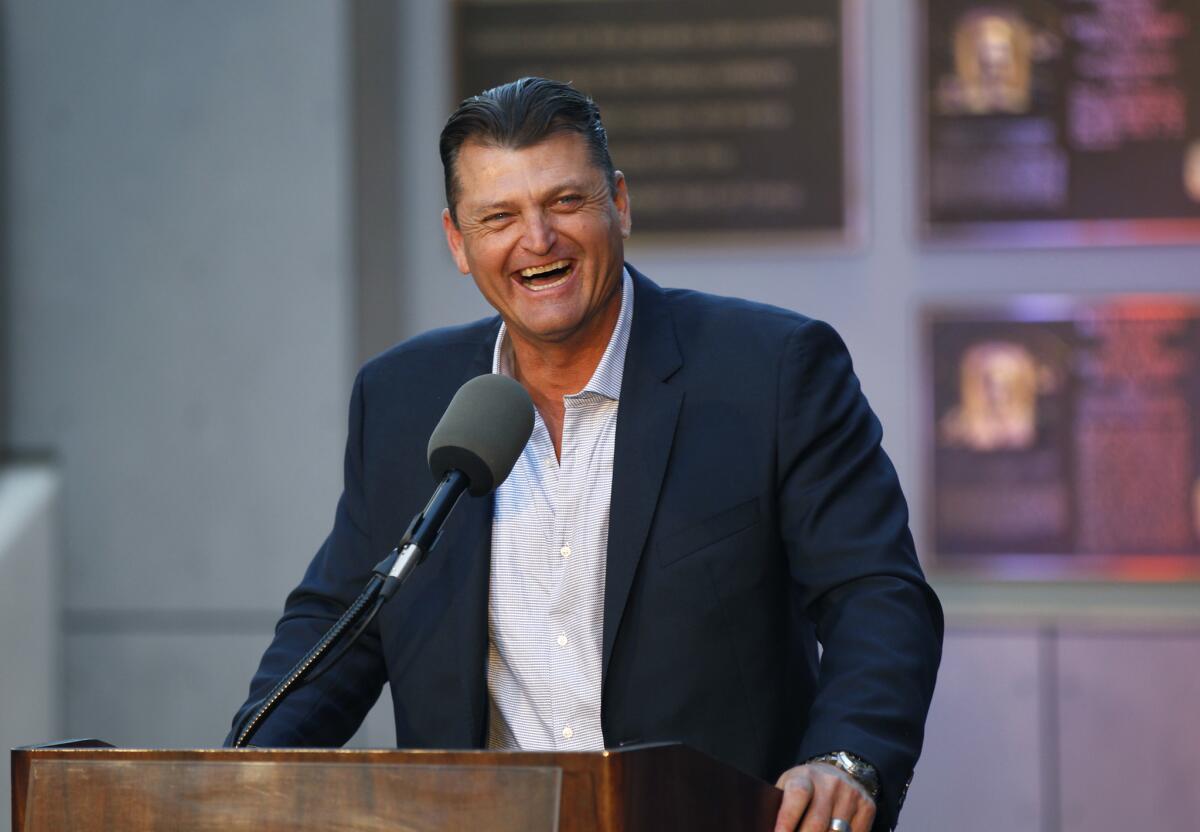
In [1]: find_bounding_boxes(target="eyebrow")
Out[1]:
[472,199,516,214]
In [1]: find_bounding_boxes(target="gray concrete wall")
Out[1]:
[0,465,60,819]
[3,0,352,747]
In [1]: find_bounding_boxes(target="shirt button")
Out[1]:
[560,545,571,558]
[562,726,574,739]
[557,632,568,647]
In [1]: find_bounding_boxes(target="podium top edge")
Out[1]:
[13,741,685,758]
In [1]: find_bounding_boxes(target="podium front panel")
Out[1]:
[21,758,562,832]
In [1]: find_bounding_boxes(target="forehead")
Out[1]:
[454,132,603,206]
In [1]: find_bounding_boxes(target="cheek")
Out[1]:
[564,213,620,250]
[462,234,512,273]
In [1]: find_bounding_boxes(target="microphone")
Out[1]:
[429,372,535,496]
[379,374,533,598]
[230,373,532,748]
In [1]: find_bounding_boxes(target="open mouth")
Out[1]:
[519,259,573,292]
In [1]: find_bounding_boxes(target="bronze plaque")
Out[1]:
[454,0,860,241]
[926,298,1200,579]
[921,0,1200,246]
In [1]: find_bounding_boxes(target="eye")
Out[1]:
[482,211,511,223]
[555,194,582,209]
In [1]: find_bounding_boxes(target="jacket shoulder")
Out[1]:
[358,316,499,385]
[662,286,810,324]
[657,285,832,351]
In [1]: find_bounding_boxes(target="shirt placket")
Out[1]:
[519,412,559,747]
[549,394,588,747]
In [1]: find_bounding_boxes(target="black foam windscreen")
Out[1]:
[427,374,535,496]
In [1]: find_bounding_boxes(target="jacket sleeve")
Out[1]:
[225,368,388,747]
[777,319,943,831]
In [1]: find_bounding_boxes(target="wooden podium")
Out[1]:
[12,741,781,831]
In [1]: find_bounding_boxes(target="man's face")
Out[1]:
[442,132,631,354]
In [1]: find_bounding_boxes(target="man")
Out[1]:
[230,78,942,832]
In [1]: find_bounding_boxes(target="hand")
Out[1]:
[774,762,876,832]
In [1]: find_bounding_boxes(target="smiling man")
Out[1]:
[230,78,942,832]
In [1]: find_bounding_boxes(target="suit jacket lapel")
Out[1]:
[603,268,683,680]
[452,324,501,746]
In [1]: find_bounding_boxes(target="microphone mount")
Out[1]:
[378,469,468,601]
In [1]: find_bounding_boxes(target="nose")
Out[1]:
[520,210,557,255]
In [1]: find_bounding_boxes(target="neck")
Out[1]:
[510,333,606,400]
[506,286,622,458]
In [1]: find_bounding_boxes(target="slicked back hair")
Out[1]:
[440,77,617,224]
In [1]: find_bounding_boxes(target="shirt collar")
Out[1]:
[491,266,634,401]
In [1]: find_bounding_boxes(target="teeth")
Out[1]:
[526,273,570,292]
[520,260,569,278]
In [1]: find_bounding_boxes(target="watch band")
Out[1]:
[804,750,880,800]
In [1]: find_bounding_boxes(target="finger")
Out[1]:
[796,776,835,832]
[829,783,857,832]
[774,775,813,832]
[851,795,876,832]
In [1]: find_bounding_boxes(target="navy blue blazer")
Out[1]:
[231,267,943,831]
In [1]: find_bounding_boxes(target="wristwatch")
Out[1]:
[804,751,880,800]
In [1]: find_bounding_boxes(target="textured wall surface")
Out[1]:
[900,631,1045,830]
[3,0,352,746]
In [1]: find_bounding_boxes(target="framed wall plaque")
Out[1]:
[920,0,1200,246]
[454,0,863,243]
[925,297,1200,579]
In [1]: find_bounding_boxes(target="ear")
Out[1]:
[442,208,471,274]
[612,171,632,239]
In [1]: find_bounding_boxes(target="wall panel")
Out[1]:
[898,630,1043,831]
[1058,632,1200,832]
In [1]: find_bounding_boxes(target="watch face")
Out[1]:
[836,752,880,796]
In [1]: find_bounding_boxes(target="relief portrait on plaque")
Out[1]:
[1186,139,1200,202]
[938,340,1052,452]
[926,300,1200,579]
[938,8,1037,116]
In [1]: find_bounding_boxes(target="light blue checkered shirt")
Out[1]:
[486,269,634,750]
